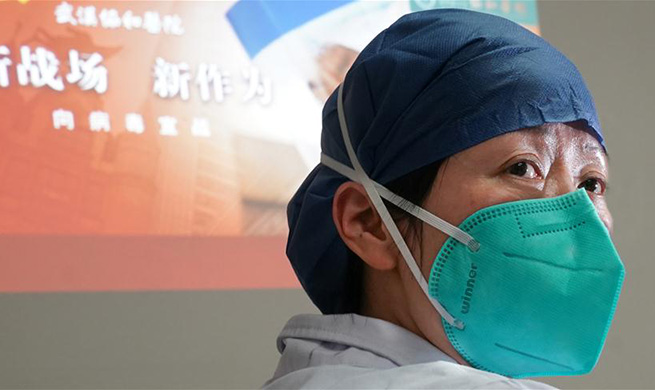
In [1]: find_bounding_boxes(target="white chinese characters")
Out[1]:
[50,110,212,139]
[89,111,111,132]
[99,8,122,29]
[153,58,191,101]
[55,1,185,36]
[1,44,272,104]
[242,66,272,105]
[0,46,11,88]
[54,0,76,25]
[67,50,108,94]
[17,46,65,91]
[3,45,107,93]
[158,116,179,137]
[191,117,211,138]
[153,58,272,105]
[196,63,232,103]
[52,109,75,130]
[76,5,98,27]
[125,113,145,134]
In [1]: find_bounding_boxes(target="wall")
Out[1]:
[537,1,655,387]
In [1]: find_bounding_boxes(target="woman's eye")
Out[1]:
[507,161,538,179]
[578,178,605,195]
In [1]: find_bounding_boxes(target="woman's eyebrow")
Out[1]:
[582,141,610,160]
[579,142,611,170]
[583,142,602,153]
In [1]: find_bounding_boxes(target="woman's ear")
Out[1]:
[332,181,397,271]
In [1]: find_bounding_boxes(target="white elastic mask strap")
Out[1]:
[321,154,479,252]
[330,83,470,329]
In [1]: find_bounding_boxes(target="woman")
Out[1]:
[264,9,624,389]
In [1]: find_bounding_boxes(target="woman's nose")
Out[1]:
[542,164,578,198]
[540,163,614,234]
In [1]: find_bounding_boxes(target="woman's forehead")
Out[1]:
[455,123,608,166]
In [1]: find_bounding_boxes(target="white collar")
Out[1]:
[277,313,458,367]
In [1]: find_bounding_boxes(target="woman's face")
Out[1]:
[402,121,611,363]
[332,120,611,364]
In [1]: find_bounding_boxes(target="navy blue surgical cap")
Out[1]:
[287,9,604,314]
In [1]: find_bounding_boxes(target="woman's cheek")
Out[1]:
[592,197,613,233]
[460,181,525,216]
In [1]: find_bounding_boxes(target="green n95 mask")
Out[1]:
[321,83,625,378]
[428,188,624,378]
